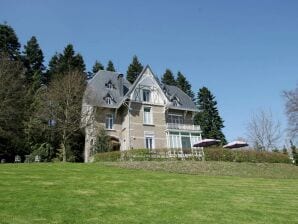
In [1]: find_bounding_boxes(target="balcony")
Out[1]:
[166,123,201,131]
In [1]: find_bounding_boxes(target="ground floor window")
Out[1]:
[144,132,155,149]
[167,132,200,149]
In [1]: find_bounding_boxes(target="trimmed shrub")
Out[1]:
[93,148,291,164]
[204,148,291,163]
[94,151,121,162]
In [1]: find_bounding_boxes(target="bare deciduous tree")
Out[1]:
[246,109,281,151]
[40,70,87,162]
[283,85,298,140]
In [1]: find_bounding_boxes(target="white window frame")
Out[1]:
[143,107,153,125]
[144,132,155,150]
[107,82,113,89]
[142,89,151,102]
[173,99,179,107]
[168,114,183,124]
[105,114,114,130]
[105,97,112,105]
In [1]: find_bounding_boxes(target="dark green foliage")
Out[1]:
[22,37,45,146]
[106,60,116,72]
[22,36,45,85]
[29,143,55,162]
[0,55,26,161]
[126,55,143,83]
[176,71,194,100]
[0,23,21,60]
[47,44,86,82]
[204,148,291,163]
[161,69,176,86]
[92,60,104,73]
[94,127,112,153]
[194,87,227,144]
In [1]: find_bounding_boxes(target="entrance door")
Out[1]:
[181,136,191,149]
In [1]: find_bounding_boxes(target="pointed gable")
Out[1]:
[127,65,169,105]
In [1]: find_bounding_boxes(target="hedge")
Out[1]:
[204,148,291,163]
[94,148,291,164]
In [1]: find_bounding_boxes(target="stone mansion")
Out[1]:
[82,65,202,162]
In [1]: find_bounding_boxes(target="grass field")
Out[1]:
[0,162,297,224]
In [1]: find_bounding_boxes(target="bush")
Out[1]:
[29,143,55,162]
[94,151,121,162]
[204,148,291,163]
[93,148,291,164]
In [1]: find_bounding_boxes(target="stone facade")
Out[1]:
[82,65,202,162]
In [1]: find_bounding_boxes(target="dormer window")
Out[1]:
[105,96,112,105]
[105,80,113,89]
[104,94,114,105]
[173,99,179,107]
[143,89,150,102]
[171,96,180,107]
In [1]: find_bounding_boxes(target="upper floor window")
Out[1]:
[143,89,151,102]
[172,99,179,107]
[105,80,113,89]
[143,107,153,125]
[172,97,180,107]
[105,114,114,129]
[105,96,112,105]
[168,114,183,124]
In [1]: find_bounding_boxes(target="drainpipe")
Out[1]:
[128,101,131,150]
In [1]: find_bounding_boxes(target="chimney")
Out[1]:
[117,74,124,96]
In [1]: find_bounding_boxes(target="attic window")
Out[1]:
[105,81,113,89]
[104,94,114,105]
[143,89,151,102]
[105,96,112,105]
[172,97,180,107]
[173,99,179,106]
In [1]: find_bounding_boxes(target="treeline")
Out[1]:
[0,23,227,162]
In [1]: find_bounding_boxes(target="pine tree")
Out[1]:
[92,60,104,73]
[0,23,21,60]
[176,71,194,100]
[22,36,45,87]
[194,87,227,144]
[161,69,176,86]
[106,60,116,72]
[0,54,26,161]
[126,55,143,83]
[47,44,86,82]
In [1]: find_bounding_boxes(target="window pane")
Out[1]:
[105,114,113,129]
[145,137,151,149]
[144,107,152,124]
[143,90,150,102]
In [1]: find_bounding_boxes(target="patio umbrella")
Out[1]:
[223,141,248,149]
[193,139,220,147]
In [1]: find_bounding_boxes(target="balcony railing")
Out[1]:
[166,123,201,131]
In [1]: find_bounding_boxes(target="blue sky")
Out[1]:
[1,0,297,145]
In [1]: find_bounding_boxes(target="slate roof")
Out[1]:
[84,70,131,108]
[84,67,197,111]
[162,84,197,111]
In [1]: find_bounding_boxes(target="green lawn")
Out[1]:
[0,162,297,224]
